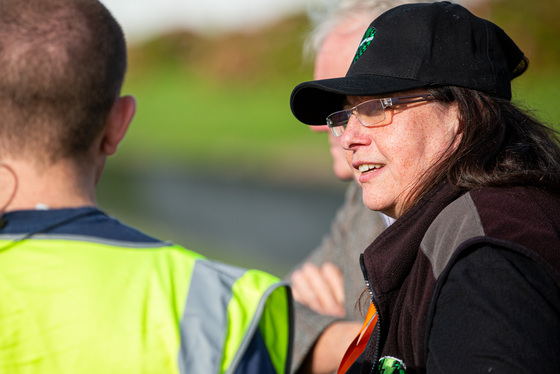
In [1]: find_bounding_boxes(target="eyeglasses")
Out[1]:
[326,93,434,137]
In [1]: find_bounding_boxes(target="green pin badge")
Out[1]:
[375,356,407,374]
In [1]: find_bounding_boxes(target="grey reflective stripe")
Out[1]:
[227,281,290,374]
[0,233,172,248]
[421,192,485,278]
[178,260,246,374]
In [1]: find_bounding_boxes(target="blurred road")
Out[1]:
[98,165,347,277]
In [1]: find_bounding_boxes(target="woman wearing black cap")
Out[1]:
[290,2,560,373]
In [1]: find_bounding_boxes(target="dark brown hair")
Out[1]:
[402,85,560,213]
[0,0,127,164]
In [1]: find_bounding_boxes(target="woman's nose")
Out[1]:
[340,113,368,150]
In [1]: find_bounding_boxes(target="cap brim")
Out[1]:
[290,74,428,126]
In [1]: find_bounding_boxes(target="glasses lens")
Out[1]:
[330,125,345,137]
[356,99,384,126]
[327,111,349,137]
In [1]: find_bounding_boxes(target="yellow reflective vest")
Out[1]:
[0,235,293,373]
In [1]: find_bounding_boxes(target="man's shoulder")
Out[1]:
[0,207,164,244]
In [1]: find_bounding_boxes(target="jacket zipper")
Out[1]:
[360,253,381,374]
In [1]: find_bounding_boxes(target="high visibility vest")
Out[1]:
[0,236,293,373]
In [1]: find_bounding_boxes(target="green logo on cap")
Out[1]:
[353,27,376,63]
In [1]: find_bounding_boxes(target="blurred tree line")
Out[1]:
[126,0,559,85]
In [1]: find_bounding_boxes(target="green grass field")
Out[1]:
[115,64,560,183]
[512,70,560,126]
[116,62,338,184]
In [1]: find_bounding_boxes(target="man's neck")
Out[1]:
[0,158,97,212]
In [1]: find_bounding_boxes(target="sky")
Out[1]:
[100,0,307,43]
[100,0,487,44]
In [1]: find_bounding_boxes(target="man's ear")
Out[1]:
[101,95,136,156]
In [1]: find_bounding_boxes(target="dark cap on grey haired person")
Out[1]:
[290,1,528,126]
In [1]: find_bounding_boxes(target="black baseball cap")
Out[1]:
[290,1,528,126]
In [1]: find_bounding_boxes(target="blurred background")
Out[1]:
[96,0,560,277]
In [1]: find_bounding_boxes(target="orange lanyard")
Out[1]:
[337,302,378,374]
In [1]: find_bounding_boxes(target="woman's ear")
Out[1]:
[100,95,136,156]
[448,102,462,135]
